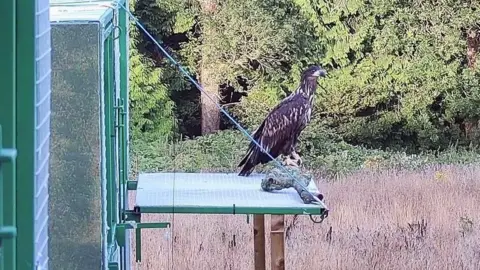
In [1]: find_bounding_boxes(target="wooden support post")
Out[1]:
[253,214,266,270]
[270,214,285,270]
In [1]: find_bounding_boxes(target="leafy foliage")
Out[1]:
[183,0,306,89]
[129,46,176,140]
[229,0,480,151]
[129,0,480,172]
[130,129,480,178]
[128,1,178,140]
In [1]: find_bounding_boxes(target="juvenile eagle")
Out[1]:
[238,65,327,176]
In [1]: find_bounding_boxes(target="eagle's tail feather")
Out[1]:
[238,121,267,176]
[238,161,255,176]
[238,147,252,167]
[238,146,259,176]
[238,146,274,176]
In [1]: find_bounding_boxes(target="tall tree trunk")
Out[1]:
[198,0,220,135]
[199,62,220,134]
[467,28,479,69]
[464,27,479,140]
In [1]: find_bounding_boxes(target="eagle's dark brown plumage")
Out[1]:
[238,65,327,176]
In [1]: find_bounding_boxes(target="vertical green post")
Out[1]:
[104,32,117,246]
[118,1,131,268]
[15,0,36,268]
[119,0,129,198]
[0,0,17,269]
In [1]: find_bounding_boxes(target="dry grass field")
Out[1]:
[128,164,480,270]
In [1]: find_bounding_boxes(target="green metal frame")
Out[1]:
[0,0,17,269]
[105,2,174,267]
[47,2,136,269]
[105,5,122,269]
[131,206,325,215]
[104,22,117,256]
[117,3,131,268]
[15,0,36,268]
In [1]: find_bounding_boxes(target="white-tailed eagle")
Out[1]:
[238,65,327,176]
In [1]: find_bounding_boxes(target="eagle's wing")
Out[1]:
[256,95,309,153]
[238,94,310,176]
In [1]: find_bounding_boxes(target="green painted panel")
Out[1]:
[0,0,17,269]
[15,0,36,268]
[118,2,131,268]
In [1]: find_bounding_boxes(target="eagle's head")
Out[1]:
[302,65,327,79]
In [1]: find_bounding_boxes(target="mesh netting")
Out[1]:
[49,23,103,269]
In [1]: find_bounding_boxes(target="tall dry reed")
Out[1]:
[129,164,480,270]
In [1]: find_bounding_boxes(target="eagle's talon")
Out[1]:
[283,156,300,167]
[290,151,302,166]
[294,156,303,166]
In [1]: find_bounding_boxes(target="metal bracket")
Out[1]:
[115,222,170,246]
[127,180,137,190]
[120,207,171,262]
[309,209,329,224]
[115,221,170,262]
[124,207,141,223]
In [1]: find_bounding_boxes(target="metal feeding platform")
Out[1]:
[129,172,329,270]
[134,172,326,215]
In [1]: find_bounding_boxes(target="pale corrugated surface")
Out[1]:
[49,1,114,22]
[136,173,322,213]
[35,0,51,268]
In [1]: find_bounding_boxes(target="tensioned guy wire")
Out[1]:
[115,1,327,207]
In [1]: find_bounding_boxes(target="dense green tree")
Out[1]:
[128,0,181,140]
[181,0,327,133]
[232,0,480,151]
[129,0,480,153]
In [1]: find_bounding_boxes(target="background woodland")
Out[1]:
[128,0,480,175]
[125,3,480,269]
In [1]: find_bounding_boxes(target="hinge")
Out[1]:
[114,98,125,128]
[0,149,17,163]
[108,262,119,270]
[0,226,17,247]
[0,126,18,247]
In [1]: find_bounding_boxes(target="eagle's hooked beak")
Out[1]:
[313,69,327,77]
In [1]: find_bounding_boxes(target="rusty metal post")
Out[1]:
[270,214,285,270]
[253,214,266,270]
